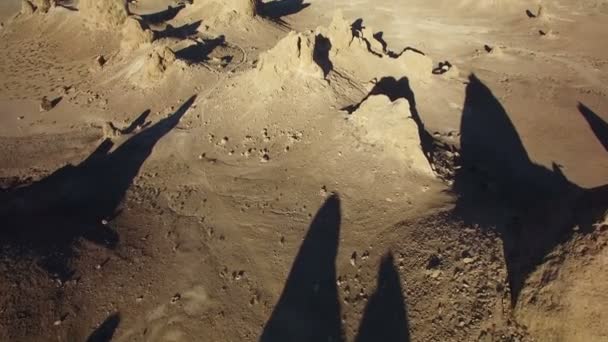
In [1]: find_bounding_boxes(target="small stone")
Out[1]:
[319,186,328,197]
[233,270,245,281]
[350,252,357,267]
[136,296,144,303]
[260,153,270,163]
[39,96,53,112]
[427,254,441,269]
[170,293,181,304]
[101,219,108,225]
[53,320,62,326]
[249,294,259,306]
[463,257,475,264]
[96,55,106,68]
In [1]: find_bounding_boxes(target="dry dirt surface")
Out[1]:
[0,0,607,341]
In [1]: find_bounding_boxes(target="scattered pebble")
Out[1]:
[95,55,106,68]
[350,252,357,267]
[171,293,181,304]
[427,254,442,269]
[233,270,245,281]
[39,96,53,112]
[319,186,328,197]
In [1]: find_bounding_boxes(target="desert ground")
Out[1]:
[0,0,607,341]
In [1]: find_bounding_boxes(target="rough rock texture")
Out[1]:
[349,94,434,175]
[255,31,324,89]
[79,0,129,29]
[144,46,176,82]
[21,0,35,15]
[516,216,608,342]
[120,17,154,53]
[257,31,321,75]
[32,0,51,13]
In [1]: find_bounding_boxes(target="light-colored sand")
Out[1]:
[0,0,607,341]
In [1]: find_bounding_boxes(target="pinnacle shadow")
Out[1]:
[258,0,311,26]
[578,102,608,152]
[260,194,343,342]
[355,252,410,342]
[175,36,225,64]
[154,20,202,40]
[139,4,186,25]
[261,195,412,342]
[453,74,607,305]
[86,313,121,342]
[0,96,196,280]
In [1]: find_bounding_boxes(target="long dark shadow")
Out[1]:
[86,313,121,342]
[355,252,410,342]
[139,4,185,24]
[260,194,343,342]
[258,0,310,26]
[0,96,196,279]
[578,102,608,152]
[154,21,202,40]
[121,109,150,134]
[452,74,606,305]
[175,36,225,64]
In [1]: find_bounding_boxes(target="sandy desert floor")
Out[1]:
[0,0,607,341]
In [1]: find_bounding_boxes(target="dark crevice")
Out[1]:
[313,34,333,78]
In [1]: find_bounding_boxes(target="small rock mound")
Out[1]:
[79,0,129,29]
[144,46,176,82]
[33,0,51,13]
[21,0,36,15]
[120,17,154,53]
[349,94,434,175]
[256,31,323,79]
